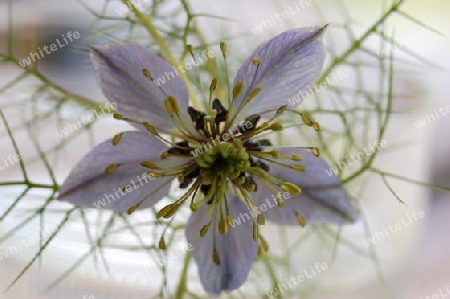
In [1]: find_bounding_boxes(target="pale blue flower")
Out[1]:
[57,26,358,295]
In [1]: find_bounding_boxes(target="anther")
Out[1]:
[113,113,124,120]
[295,212,306,227]
[257,214,265,225]
[143,122,158,135]
[156,204,175,218]
[165,96,180,115]
[276,105,288,116]
[282,182,301,195]
[269,123,283,131]
[252,58,260,66]
[312,147,320,157]
[190,202,199,212]
[158,237,167,250]
[127,204,139,215]
[142,68,154,80]
[105,164,120,175]
[187,44,193,55]
[219,42,227,57]
[232,81,244,99]
[246,87,261,102]
[200,224,210,237]
[218,218,228,234]
[291,154,303,161]
[313,122,321,131]
[301,113,313,126]
[112,133,122,146]
[277,196,285,207]
[140,161,158,169]
[290,165,306,172]
[252,223,259,241]
[210,78,217,92]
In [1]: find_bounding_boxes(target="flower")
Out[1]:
[57,26,359,295]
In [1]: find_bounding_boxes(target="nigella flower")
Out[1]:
[57,26,359,295]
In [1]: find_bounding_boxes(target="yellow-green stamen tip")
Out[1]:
[127,204,139,215]
[276,105,288,115]
[301,113,313,126]
[290,165,306,172]
[142,68,153,80]
[105,164,120,175]
[312,147,320,157]
[141,161,158,169]
[282,182,301,195]
[313,122,321,131]
[190,202,198,212]
[113,113,124,120]
[291,154,303,161]
[112,133,122,146]
[296,212,307,227]
[246,87,261,102]
[143,122,158,135]
[210,77,217,92]
[232,81,244,99]
[220,42,227,57]
[165,96,180,115]
[200,224,210,237]
[257,214,265,225]
[218,218,228,234]
[158,237,167,250]
[252,223,259,241]
[270,123,283,131]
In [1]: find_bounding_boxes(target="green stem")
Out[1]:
[175,251,192,299]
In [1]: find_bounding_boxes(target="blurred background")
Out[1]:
[0,0,449,298]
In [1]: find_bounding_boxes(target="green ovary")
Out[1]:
[195,139,250,183]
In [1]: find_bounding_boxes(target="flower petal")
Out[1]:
[231,26,326,120]
[252,148,359,225]
[186,195,258,295]
[90,44,190,133]
[57,131,190,212]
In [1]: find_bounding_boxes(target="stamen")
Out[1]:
[281,182,302,195]
[164,96,179,115]
[140,161,159,169]
[200,224,210,237]
[301,112,314,126]
[291,154,303,161]
[252,222,258,241]
[127,179,173,214]
[219,42,232,109]
[142,68,154,80]
[256,214,265,225]
[227,58,261,125]
[158,236,167,250]
[232,81,244,100]
[143,121,198,149]
[105,164,120,174]
[312,147,320,157]
[295,212,307,227]
[218,217,228,234]
[112,133,122,146]
[313,122,321,131]
[208,78,217,114]
[269,123,283,131]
